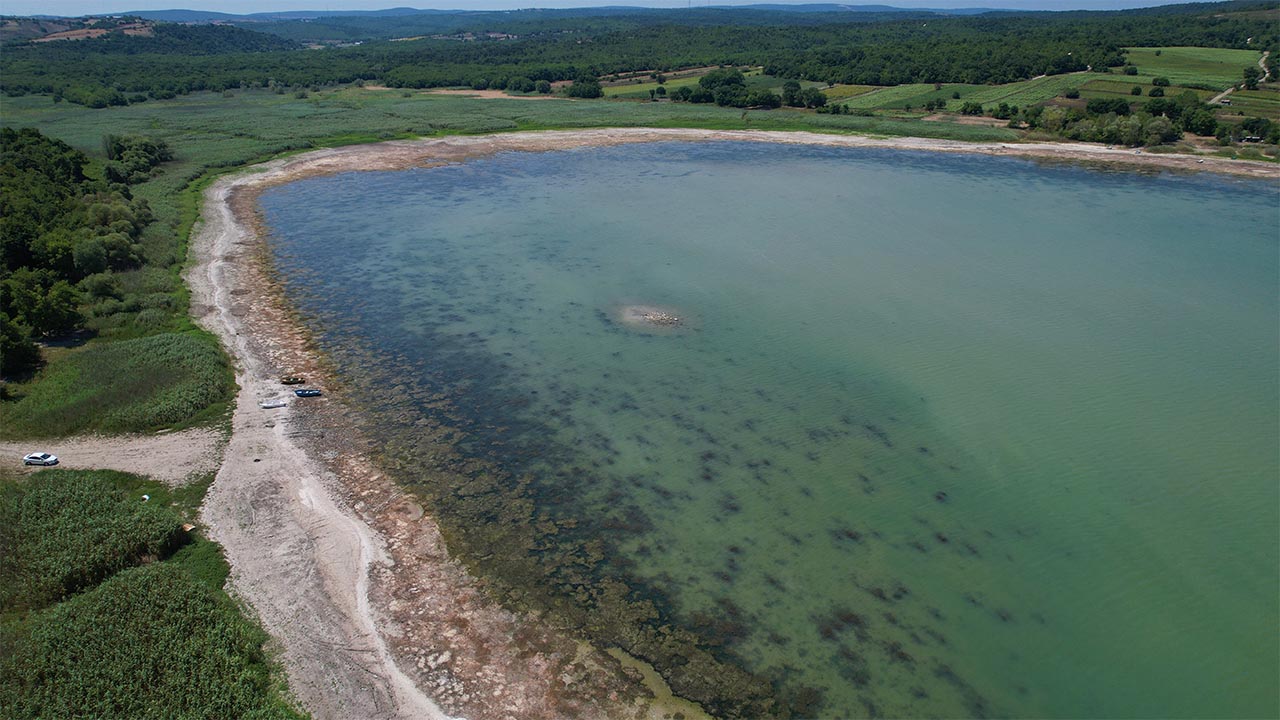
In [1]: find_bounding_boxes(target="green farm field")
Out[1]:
[1123,46,1263,89]
[834,75,1092,113]
[604,74,703,98]
[959,73,1091,108]
[820,84,879,101]
[1224,86,1280,120]
[605,71,826,100]
[1080,78,1215,101]
[839,83,984,110]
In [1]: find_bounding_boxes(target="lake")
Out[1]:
[260,141,1279,718]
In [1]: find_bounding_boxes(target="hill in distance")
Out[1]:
[110,4,999,22]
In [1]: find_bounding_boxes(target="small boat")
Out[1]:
[260,398,288,409]
[294,388,322,398]
[280,376,306,385]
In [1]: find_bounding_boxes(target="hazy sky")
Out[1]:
[12,0,1208,20]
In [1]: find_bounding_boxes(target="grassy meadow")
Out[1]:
[0,333,233,438]
[961,74,1092,108]
[1225,86,1280,120]
[1122,46,1264,89]
[604,70,828,100]
[1079,77,1215,101]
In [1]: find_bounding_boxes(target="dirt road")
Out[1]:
[187,174,453,720]
[0,428,223,485]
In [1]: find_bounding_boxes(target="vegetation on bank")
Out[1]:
[0,469,305,719]
[0,125,234,437]
[1,332,233,437]
[1,3,1274,106]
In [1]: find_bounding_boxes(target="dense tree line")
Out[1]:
[1005,88,1280,145]
[0,128,170,375]
[1,3,1275,106]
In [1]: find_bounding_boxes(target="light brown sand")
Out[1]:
[0,428,222,486]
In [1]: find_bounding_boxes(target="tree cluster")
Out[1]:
[0,128,169,375]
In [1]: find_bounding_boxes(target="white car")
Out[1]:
[23,452,58,466]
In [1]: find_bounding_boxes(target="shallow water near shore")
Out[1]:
[260,141,1279,718]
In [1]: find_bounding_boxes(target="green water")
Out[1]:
[261,142,1279,718]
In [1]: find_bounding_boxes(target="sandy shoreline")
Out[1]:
[185,128,1277,719]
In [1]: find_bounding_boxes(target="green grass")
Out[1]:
[0,469,184,609]
[0,332,234,438]
[960,74,1091,108]
[604,72,825,100]
[0,468,303,719]
[838,83,981,110]
[821,84,879,101]
[3,87,1018,160]
[604,74,704,98]
[1223,86,1280,120]
[1123,46,1263,90]
[0,563,306,720]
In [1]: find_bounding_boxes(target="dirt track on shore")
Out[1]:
[183,128,1277,720]
[0,428,223,486]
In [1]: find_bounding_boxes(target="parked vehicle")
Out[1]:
[294,388,322,397]
[23,452,58,466]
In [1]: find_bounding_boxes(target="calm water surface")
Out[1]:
[261,142,1279,718]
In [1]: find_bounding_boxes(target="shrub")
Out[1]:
[0,563,305,719]
[1,332,233,437]
[566,78,603,98]
[0,470,185,609]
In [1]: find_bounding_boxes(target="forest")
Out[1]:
[1,3,1275,106]
[0,129,176,375]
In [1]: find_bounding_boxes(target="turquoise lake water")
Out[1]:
[260,142,1279,718]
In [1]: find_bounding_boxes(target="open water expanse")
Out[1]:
[261,141,1278,718]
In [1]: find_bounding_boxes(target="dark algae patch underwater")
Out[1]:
[260,142,1280,718]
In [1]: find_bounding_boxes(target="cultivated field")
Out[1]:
[1224,86,1280,120]
[605,71,828,99]
[1079,78,1216,101]
[1122,46,1263,89]
[960,74,1091,108]
[839,83,983,110]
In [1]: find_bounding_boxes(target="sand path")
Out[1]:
[187,176,452,720]
[0,428,222,486]
[182,128,1277,720]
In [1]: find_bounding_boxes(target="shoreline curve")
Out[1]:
[184,128,1278,719]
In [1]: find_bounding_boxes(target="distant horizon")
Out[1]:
[6,0,1219,21]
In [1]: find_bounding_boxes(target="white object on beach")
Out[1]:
[260,398,288,409]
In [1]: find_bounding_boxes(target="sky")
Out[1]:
[10,0,1211,20]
